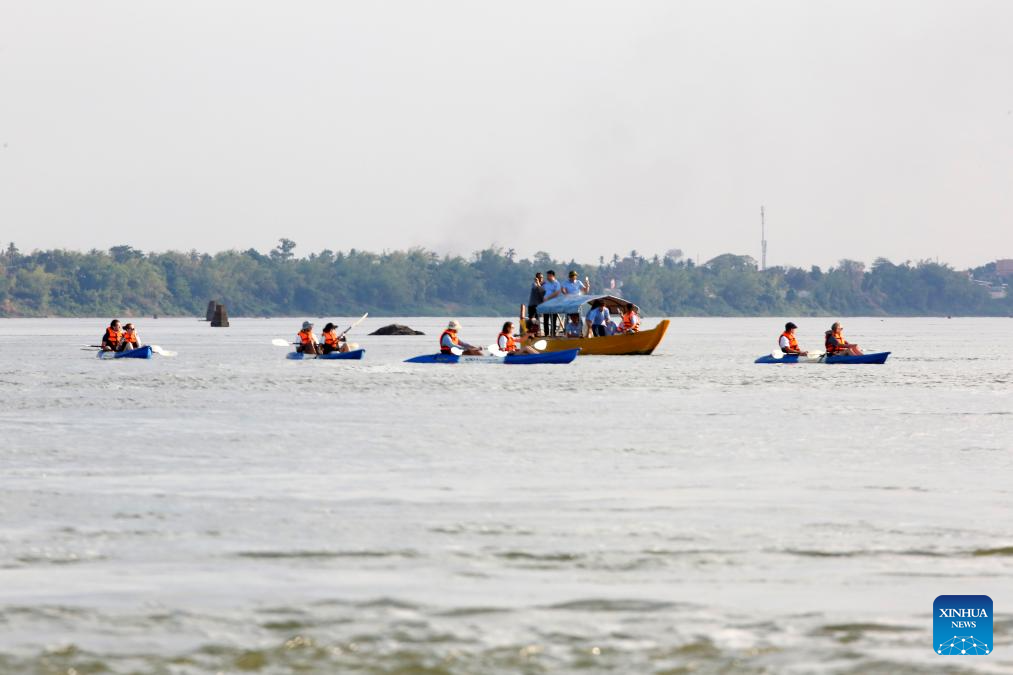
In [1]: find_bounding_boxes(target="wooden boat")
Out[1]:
[519,294,668,355]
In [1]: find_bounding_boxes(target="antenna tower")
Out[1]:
[760,206,767,271]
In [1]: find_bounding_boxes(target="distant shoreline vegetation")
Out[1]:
[0,240,1009,318]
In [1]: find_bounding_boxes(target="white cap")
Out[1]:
[447,320,462,330]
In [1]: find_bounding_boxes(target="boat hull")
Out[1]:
[287,349,365,360]
[405,348,580,365]
[754,351,891,365]
[522,319,669,355]
[97,346,153,359]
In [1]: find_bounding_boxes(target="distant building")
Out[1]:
[996,259,1013,277]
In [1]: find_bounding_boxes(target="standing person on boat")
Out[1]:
[585,299,610,337]
[441,320,482,356]
[497,321,538,354]
[297,321,322,355]
[825,322,863,356]
[100,319,123,352]
[320,322,349,354]
[540,271,563,336]
[561,270,590,295]
[564,313,583,337]
[620,303,641,333]
[779,322,808,356]
[527,273,545,323]
[120,323,141,351]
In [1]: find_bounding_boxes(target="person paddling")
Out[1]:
[320,322,349,354]
[100,319,123,352]
[779,322,808,356]
[825,322,863,356]
[440,320,482,356]
[297,321,322,355]
[120,323,141,351]
[497,321,538,354]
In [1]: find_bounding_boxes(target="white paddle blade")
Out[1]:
[769,350,783,359]
[532,339,547,351]
[450,347,464,356]
[150,345,178,357]
[272,339,291,347]
[486,344,507,358]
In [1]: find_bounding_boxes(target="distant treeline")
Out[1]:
[0,240,1009,317]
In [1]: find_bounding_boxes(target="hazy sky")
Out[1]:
[1,1,1011,269]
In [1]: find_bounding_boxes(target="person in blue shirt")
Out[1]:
[561,270,590,295]
[564,313,583,337]
[604,317,620,335]
[585,299,611,337]
[540,270,563,335]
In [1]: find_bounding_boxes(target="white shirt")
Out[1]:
[497,334,511,350]
[779,335,791,349]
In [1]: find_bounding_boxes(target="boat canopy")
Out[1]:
[536,293,629,316]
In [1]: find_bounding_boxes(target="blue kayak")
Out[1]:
[286,349,365,360]
[405,348,580,365]
[754,351,890,364]
[97,346,153,359]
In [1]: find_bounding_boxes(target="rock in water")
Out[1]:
[211,304,229,327]
[370,323,424,336]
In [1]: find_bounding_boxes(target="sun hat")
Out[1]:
[302,321,313,330]
[447,320,462,330]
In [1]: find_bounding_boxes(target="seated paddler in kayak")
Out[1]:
[779,322,808,356]
[120,323,141,351]
[297,321,323,355]
[441,320,483,356]
[825,322,863,356]
[100,320,123,352]
[320,322,350,354]
[497,321,538,354]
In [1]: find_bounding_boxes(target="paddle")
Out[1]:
[271,339,292,347]
[338,312,369,340]
[150,345,177,357]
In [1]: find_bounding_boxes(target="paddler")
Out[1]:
[320,322,350,354]
[778,322,808,355]
[440,320,482,356]
[825,321,863,356]
[297,321,322,355]
[120,323,141,351]
[497,321,538,354]
[100,319,123,352]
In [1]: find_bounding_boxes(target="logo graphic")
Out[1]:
[934,595,992,655]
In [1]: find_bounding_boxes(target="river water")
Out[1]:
[0,317,1010,674]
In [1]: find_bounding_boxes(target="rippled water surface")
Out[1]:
[0,317,1011,674]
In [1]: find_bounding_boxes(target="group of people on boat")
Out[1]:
[779,321,864,356]
[295,321,352,354]
[527,270,640,338]
[100,319,142,352]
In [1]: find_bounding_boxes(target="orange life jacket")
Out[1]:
[825,329,846,353]
[621,311,639,332]
[104,327,122,347]
[121,329,137,344]
[323,331,340,348]
[497,331,517,352]
[780,331,798,352]
[298,329,315,346]
[440,329,460,353]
